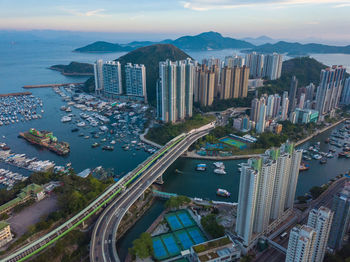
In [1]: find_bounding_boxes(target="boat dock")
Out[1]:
[0,92,32,97]
[23,83,84,89]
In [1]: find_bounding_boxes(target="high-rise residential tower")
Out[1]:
[245,52,264,78]
[328,185,350,251]
[285,225,317,262]
[315,66,347,116]
[288,76,298,113]
[263,53,283,80]
[125,63,147,102]
[94,59,104,96]
[236,142,302,248]
[256,102,266,133]
[225,55,245,68]
[102,61,122,97]
[195,65,215,107]
[340,77,350,105]
[250,98,260,123]
[158,59,195,123]
[307,206,334,262]
[281,91,289,121]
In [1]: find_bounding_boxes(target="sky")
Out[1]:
[1,0,350,44]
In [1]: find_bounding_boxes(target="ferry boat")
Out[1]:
[196,164,207,171]
[299,162,310,171]
[216,188,230,197]
[214,169,227,175]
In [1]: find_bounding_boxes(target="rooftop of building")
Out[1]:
[192,236,233,254]
[0,221,9,231]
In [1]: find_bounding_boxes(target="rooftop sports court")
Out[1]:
[219,136,247,149]
[152,210,207,260]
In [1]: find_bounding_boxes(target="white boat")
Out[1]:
[216,188,230,197]
[214,169,226,175]
[313,154,322,160]
[77,121,86,127]
[213,162,225,169]
[61,116,72,123]
[110,140,116,144]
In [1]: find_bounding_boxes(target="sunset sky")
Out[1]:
[1,0,350,43]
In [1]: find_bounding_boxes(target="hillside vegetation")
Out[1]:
[117,44,191,104]
[49,62,94,76]
[260,57,327,95]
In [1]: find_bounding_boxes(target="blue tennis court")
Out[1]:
[165,214,183,231]
[177,212,194,227]
[174,230,194,249]
[187,227,205,244]
[161,234,180,256]
[153,237,168,260]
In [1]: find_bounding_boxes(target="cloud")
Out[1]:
[181,0,350,11]
[61,8,109,17]
[333,3,350,7]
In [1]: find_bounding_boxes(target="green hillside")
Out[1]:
[260,57,328,95]
[49,62,94,76]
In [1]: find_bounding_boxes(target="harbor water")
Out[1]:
[1,39,350,259]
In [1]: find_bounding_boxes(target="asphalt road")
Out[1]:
[90,130,210,262]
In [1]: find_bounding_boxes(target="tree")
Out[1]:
[130,232,153,259]
[200,214,225,238]
[165,196,191,209]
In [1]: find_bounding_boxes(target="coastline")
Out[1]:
[182,118,348,161]
[48,67,94,76]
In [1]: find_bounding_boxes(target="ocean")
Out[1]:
[1,39,350,259]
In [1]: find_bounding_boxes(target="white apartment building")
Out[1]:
[125,63,147,102]
[285,225,316,262]
[307,206,334,262]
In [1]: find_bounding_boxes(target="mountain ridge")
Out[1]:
[74,31,350,55]
[74,31,254,52]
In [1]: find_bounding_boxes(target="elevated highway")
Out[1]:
[90,127,213,262]
[2,122,214,262]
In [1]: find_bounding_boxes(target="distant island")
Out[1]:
[49,62,94,76]
[74,31,254,53]
[250,41,350,56]
[74,31,350,56]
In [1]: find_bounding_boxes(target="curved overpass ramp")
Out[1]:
[90,126,214,262]
[2,122,214,262]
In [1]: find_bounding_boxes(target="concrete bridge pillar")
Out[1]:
[155,175,164,185]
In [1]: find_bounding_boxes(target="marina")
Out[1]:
[0,149,55,173]
[0,94,43,126]
[52,86,157,154]
[0,168,28,190]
